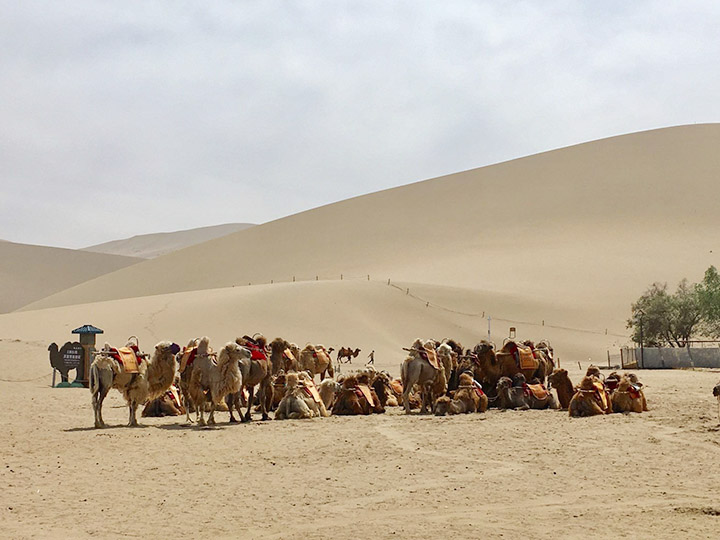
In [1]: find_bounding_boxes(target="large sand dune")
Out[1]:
[23,125,720,356]
[81,222,255,259]
[0,241,140,314]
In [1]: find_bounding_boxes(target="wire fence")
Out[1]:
[238,272,631,340]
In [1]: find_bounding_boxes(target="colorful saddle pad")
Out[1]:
[116,346,140,373]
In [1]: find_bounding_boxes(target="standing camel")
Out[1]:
[90,340,179,428]
[337,347,361,364]
[400,339,447,414]
[227,336,273,422]
[268,337,295,374]
[188,337,249,426]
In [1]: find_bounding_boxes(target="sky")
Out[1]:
[1,1,720,248]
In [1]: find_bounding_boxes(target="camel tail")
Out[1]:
[89,362,101,397]
[401,359,409,389]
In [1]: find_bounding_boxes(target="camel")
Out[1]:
[337,347,361,364]
[547,368,575,410]
[176,337,203,423]
[142,384,185,417]
[297,371,331,417]
[271,372,288,409]
[90,340,179,428]
[317,378,341,410]
[433,372,484,415]
[188,338,249,426]
[569,376,611,417]
[495,376,530,410]
[275,372,313,420]
[436,343,456,392]
[298,344,334,380]
[227,335,274,422]
[355,371,385,414]
[331,375,369,415]
[400,339,447,414]
[268,337,295,375]
[369,370,396,407]
[612,375,647,413]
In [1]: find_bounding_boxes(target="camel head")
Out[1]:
[548,368,568,385]
[155,341,181,357]
[458,372,474,387]
[586,365,602,379]
[342,375,359,389]
[433,395,452,416]
[512,373,526,387]
[496,376,512,391]
[285,372,300,389]
[577,376,598,391]
[197,336,211,356]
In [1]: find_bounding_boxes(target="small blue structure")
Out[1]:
[71,324,104,387]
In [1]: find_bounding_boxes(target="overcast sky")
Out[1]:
[1,1,719,248]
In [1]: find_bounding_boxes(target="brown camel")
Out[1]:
[612,375,647,413]
[142,384,185,417]
[297,371,331,417]
[400,339,447,414]
[714,381,720,423]
[269,337,295,375]
[176,337,202,424]
[356,371,385,414]
[298,344,334,380]
[569,376,611,417]
[227,335,274,422]
[369,370,396,407]
[331,375,367,415]
[433,372,484,415]
[90,340,179,428]
[188,338,249,426]
[548,368,575,410]
[271,372,288,409]
[337,347,361,364]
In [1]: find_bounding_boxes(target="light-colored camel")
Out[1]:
[612,375,647,413]
[275,372,314,420]
[400,339,447,414]
[298,344,334,380]
[548,368,575,410]
[227,336,273,422]
[317,378,340,410]
[188,338,249,426]
[90,340,179,428]
[296,371,331,417]
[569,376,610,417]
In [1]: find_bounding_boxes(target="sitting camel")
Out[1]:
[433,372,485,415]
[317,378,340,410]
[612,374,647,413]
[90,340,179,428]
[142,383,185,417]
[569,376,611,417]
[331,375,372,415]
[188,338,250,426]
[369,370,397,407]
[548,368,575,410]
[297,371,331,417]
[275,372,314,420]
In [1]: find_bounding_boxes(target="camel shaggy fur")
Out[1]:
[188,338,249,426]
[331,375,368,415]
[297,371,331,417]
[317,378,340,410]
[269,337,295,375]
[142,383,185,417]
[90,340,179,428]
[227,336,273,422]
[275,372,314,420]
[401,339,447,414]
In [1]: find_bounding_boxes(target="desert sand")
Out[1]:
[2,125,720,538]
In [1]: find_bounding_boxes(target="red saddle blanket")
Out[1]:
[355,384,375,407]
[179,347,197,373]
[503,341,538,371]
[302,381,322,404]
[419,346,440,370]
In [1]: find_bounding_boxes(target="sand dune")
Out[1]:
[0,241,141,314]
[81,222,255,259]
[23,125,720,351]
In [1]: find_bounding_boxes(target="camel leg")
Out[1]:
[197,398,206,426]
[92,388,109,428]
[260,382,272,421]
[243,387,254,422]
[128,401,140,427]
[227,393,240,423]
[208,400,217,425]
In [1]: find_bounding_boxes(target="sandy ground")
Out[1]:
[1,338,720,539]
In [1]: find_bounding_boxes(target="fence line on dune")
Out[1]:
[238,273,631,340]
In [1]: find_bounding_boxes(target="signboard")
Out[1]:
[49,341,85,387]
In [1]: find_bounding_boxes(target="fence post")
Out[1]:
[316,275,319,281]
[341,274,343,280]
[387,278,390,285]
[293,276,295,282]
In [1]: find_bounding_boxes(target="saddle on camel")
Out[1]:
[404,343,441,370]
[499,340,538,372]
[104,343,146,373]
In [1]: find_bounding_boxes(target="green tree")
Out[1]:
[627,280,701,347]
[696,265,720,337]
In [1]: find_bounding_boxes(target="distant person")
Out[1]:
[367,350,375,365]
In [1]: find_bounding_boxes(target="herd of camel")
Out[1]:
[88,334,648,428]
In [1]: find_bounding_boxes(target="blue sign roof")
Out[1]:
[71,324,104,334]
